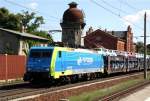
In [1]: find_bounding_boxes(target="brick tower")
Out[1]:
[126,25,133,52]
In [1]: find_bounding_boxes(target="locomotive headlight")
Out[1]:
[27,68,31,71]
[45,68,49,71]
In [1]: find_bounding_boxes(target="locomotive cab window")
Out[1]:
[30,49,53,58]
[30,51,41,58]
[42,51,52,57]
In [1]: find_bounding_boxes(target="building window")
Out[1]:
[96,36,101,41]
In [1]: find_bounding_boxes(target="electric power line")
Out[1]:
[4,0,59,21]
[90,0,144,31]
[118,0,139,11]
[101,0,150,30]
[100,0,129,15]
[118,0,146,18]
[4,0,146,34]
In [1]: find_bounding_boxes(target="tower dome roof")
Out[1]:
[63,2,84,23]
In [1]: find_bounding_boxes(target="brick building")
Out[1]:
[84,26,135,52]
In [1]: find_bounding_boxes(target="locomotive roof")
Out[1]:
[30,46,97,53]
[30,46,54,50]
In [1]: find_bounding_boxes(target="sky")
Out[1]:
[0,0,150,44]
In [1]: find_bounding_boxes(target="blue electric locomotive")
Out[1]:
[24,46,104,82]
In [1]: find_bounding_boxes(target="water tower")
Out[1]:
[60,2,86,48]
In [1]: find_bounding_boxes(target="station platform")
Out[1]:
[119,84,150,101]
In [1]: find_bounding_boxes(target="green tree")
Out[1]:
[0,7,20,30]
[17,11,53,45]
[136,41,144,53]
[147,44,150,55]
[17,11,44,33]
[136,42,150,55]
[31,31,53,43]
[0,8,44,33]
[0,8,53,47]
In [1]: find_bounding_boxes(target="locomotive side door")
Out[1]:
[58,51,64,74]
[56,51,63,74]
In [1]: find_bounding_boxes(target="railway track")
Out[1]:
[101,80,150,101]
[0,72,146,101]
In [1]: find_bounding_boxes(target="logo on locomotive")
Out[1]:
[77,57,94,65]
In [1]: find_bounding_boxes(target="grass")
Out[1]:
[69,73,150,101]
[0,78,24,86]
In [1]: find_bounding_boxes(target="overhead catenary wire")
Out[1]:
[3,0,62,31]
[118,0,140,11]
[4,0,148,36]
[4,0,59,21]
[100,0,144,23]
[118,0,150,27]
[100,0,129,15]
[90,0,144,31]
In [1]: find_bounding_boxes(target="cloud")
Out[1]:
[28,2,38,10]
[122,9,150,25]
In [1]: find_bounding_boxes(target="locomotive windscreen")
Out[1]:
[30,50,52,58]
[27,48,53,72]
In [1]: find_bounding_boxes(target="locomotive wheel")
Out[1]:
[70,75,79,83]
